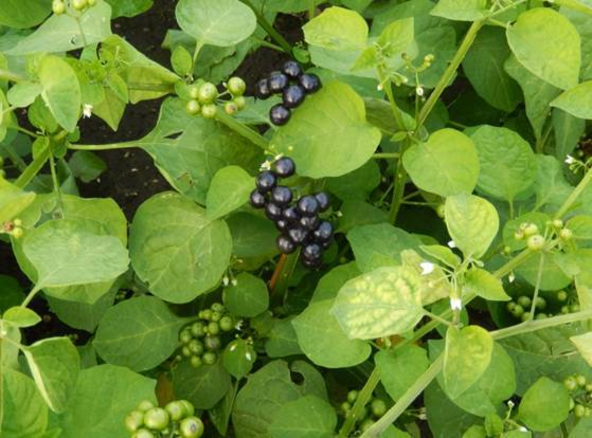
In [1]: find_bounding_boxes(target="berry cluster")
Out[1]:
[254,61,322,126]
[183,77,247,119]
[249,157,334,269]
[2,218,23,239]
[563,374,592,418]
[52,0,96,15]
[340,390,388,433]
[125,400,204,438]
[178,302,235,368]
[506,290,579,321]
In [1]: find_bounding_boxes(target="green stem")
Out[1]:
[308,0,316,19]
[21,285,41,308]
[271,252,300,307]
[252,37,285,52]
[528,252,545,320]
[338,368,382,438]
[68,141,140,151]
[13,126,39,138]
[14,143,50,189]
[0,69,26,83]
[555,167,592,219]
[373,153,400,159]
[243,0,293,55]
[556,0,592,18]
[215,111,269,150]
[48,144,63,213]
[75,16,88,47]
[387,138,411,224]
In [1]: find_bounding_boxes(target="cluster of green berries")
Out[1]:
[125,400,204,438]
[563,374,592,418]
[178,302,236,368]
[52,0,96,15]
[513,222,545,251]
[507,291,579,320]
[550,219,574,241]
[2,218,24,239]
[339,390,388,433]
[184,77,246,119]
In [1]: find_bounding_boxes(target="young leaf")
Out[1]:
[223,339,257,379]
[1,369,48,437]
[570,332,592,367]
[518,377,570,431]
[269,395,337,438]
[2,306,41,328]
[0,178,36,223]
[223,272,269,317]
[464,268,510,301]
[68,151,107,183]
[375,344,430,401]
[172,361,232,409]
[265,318,302,358]
[0,0,51,29]
[171,45,193,76]
[551,81,592,120]
[206,165,254,220]
[431,0,488,21]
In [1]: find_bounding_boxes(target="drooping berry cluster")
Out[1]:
[254,61,322,126]
[125,400,204,438]
[340,390,389,434]
[249,157,334,269]
[183,77,247,119]
[178,302,236,368]
[563,374,592,418]
[506,290,579,321]
[53,0,97,15]
[2,218,23,239]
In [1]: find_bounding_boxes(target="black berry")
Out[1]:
[265,202,283,221]
[313,221,334,243]
[282,205,300,222]
[282,60,303,78]
[315,192,330,212]
[249,190,267,209]
[300,215,320,231]
[297,195,320,216]
[277,235,296,254]
[302,257,322,269]
[275,219,289,231]
[256,171,277,192]
[288,226,309,244]
[299,73,322,94]
[268,72,289,93]
[270,186,293,206]
[282,85,306,109]
[255,78,272,100]
[273,157,296,178]
[270,105,291,126]
[302,242,322,260]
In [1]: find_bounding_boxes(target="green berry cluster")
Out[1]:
[507,290,579,321]
[183,77,246,119]
[339,390,388,433]
[53,0,97,15]
[178,302,235,368]
[125,400,204,438]
[2,218,24,239]
[563,374,592,418]
[513,222,545,251]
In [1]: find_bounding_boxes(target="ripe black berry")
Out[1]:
[268,72,289,93]
[297,195,320,216]
[299,73,322,94]
[270,104,291,126]
[282,85,306,109]
[282,205,300,222]
[300,215,320,231]
[315,192,330,212]
[273,157,296,178]
[313,221,334,243]
[255,78,272,100]
[249,190,267,209]
[288,226,309,244]
[302,242,322,260]
[256,171,277,192]
[265,202,283,221]
[282,60,303,78]
[277,235,296,254]
[302,257,322,269]
[270,186,293,206]
[275,219,289,231]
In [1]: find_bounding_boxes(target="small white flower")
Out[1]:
[519,426,528,432]
[245,352,253,361]
[235,320,244,330]
[416,86,424,97]
[222,276,230,287]
[82,104,93,118]
[420,261,435,275]
[450,297,462,311]
[336,211,343,217]
[565,155,576,165]
[377,83,384,91]
[447,240,456,249]
[508,272,516,283]
[231,278,238,287]
[507,400,515,408]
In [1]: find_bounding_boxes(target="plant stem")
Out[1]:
[215,111,269,150]
[75,16,88,47]
[269,254,288,291]
[387,138,410,224]
[270,252,299,306]
[338,368,382,437]
[21,285,41,308]
[252,37,285,52]
[0,68,26,83]
[68,141,140,151]
[48,144,64,213]
[308,0,316,19]
[243,0,293,55]
[373,152,400,159]
[555,166,592,219]
[14,142,50,189]
[13,126,39,138]
[556,0,592,18]
[528,252,545,320]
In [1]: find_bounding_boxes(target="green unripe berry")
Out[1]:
[182,346,192,357]
[571,304,581,313]
[559,228,573,240]
[347,390,359,404]
[201,309,212,321]
[561,305,570,314]
[227,77,246,96]
[52,0,66,14]
[12,227,23,239]
[576,374,588,387]
[211,303,225,312]
[143,407,170,431]
[88,0,97,5]
[585,407,592,417]
[137,400,156,412]
[219,315,234,332]
[535,312,547,320]
[506,302,517,312]
[165,401,186,422]
[198,83,218,104]
[360,419,375,433]
[13,219,22,227]
[207,322,220,335]
[72,0,88,11]
[188,339,204,355]
[204,335,221,351]
[224,101,238,115]
[341,401,352,413]
[210,311,222,322]
[191,321,206,338]
[189,85,200,100]
[527,234,545,251]
[179,417,205,438]
[186,100,200,115]
[180,329,193,344]
[132,429,155,438]
[179,400,195,418]
[523,223,539,237]
[436,204,445,218]
[535,297,547,310]
[202,351,217,365]
[564,376,578,392]
[517,296,532,307]
[514,230,524,241]
[370,399,387,417]
[511,304,524,318]
[552,219,564,229]
[557,290,568,302]
[190,355,202,368]
[234,96,246,110]
[570,397,575,410]
[575,404,586,418]
[201,104,217,119]
[585,383,592,392]
[521,312,532,322]
[125,410,145,432]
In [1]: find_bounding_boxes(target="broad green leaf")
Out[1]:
[23,219,129,290]
[464,268,510,301]
[551,81,592,120]
[443,326,493,399]
[173,361,232,409]
[553,109,586,161]
[0,275,25,313]
[332,266,424,340]
[424,381,480,438]
[445,194,499,259]
[208,382,237,437]
[0,0,51,29]
[269,395,337,438]
[462,27,522,112]
[403,128,479,197]
[94,296,187,371]
[227,212,277,261]
[420,245,461,269]
[38,56,82,133]
[401,249,452,305]
[7,82,43,108]
[347,223,421,272]
[6,0,112,54]
[272,81,381,178]
[58,364,157,438]
[431,0,488,21]
[462,426,487,438]
[570,332,592,367]
[47,290,116,333]
[376,344,430,401]
[1,369,48,437]
[176,0,256,47]
[171,45,193,76]
[0,320,21,371]
[2,306,40,328]
[312,263,361,303]
[223,272,269,318]
[129,192,232,303]
[206,166,254,220]
[265,318,302,358]
[518,377,570,431]
[0,178,36,223]
[469,125,537,202]
[337,200,388,233]
[222,339,257,379]
[68,151,107,183]
[293,300,371,368]
[561,0,592,81]
[532,155,573,211]
[24,337,80,413]
[516,253,572,291]
[567,215,592,241]
[326,159,381,201]
[506,8,580,90]
[106,0,153,18]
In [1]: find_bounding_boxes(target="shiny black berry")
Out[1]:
[315,192,330,212]
[273,157,296,178]
[288,226,309,244]
[297,195,320,216]
[249,190,267,209]
[302,257,322,269]
[302,242,323,260]
[275,219,289,231]
[299,73,322,94]
[268,72,289,93]
[270,105,291,126]
[300,215,320,231]
[270,186,293,206]
[282,60,303,78]
[313,221,334,243]
[256,171,276,192]
[277,235,296,254]
[283,85,306,109]
[255,78,272,100]
[265,202,283,221]
[282,206,300,222]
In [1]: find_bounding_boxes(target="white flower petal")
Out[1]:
[420,261,435,275]
[447,240,456,249]
[450,297,462,311]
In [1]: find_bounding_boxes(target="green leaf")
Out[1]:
[553,109,586,161]
[24,337,80,413]
[68,151,107,183]
[337,200,388,233]
[7,82,43,108]
[129,192,232,303]
[222,339,257,379]
[269,395,337,438]
[462,426,487,438]
[431,0,488,21]
[464,268,510,301]
[376,344,430,401]
[518,377,570,431]
[171,45,193,76]
[272,81,381,178]
[516,253,572,291]
[47,290,116,333]
[176,0,256,47]
[551,81,592,120]
[445,194,499,259]
[173,360,232,409]
[23,219,129,290]
[332,266,424,340]
[533,155,573,211]
[443,325,493,399]
[223,272,269,318]
[0,275,25,313]
[227,212,277,261]
[312,262,361,303]
[561,0,592,81]
[0,0,51,29]
[567,215,592,241]
[206,165,254,220]
[403,128,479,197]
[265,318,302,358]
[2,306,40,328]
[420,245,461,269]
[58,364,157,438]
[105,0,153,18]
[0,178,36,223]
[1,369,48,437]
[506,8,581,90]
[570,332,592,367]
[93,296,187,371]
[325,159,381,201]
[293,300,371,368]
